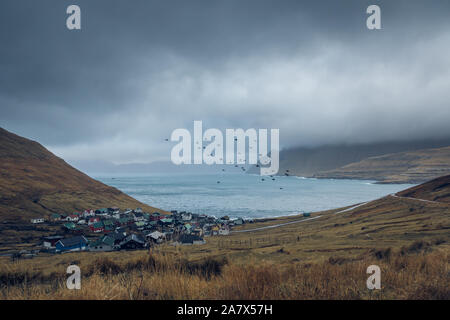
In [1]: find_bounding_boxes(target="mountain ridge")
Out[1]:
[396,174,450,203]
[313,146,450,183]
[274,139,450,178]
[0,127,166,222]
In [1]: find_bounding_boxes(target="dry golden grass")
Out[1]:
[0,244,448,300]
[313,147,450,183]
[0,127,166,223]
[1,166,449,300]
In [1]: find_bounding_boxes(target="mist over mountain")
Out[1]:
[248,138,450,178]
[313,146,450,183]
[2,1,450,164]
[69,159,248,177]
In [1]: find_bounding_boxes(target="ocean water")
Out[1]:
[96,173,414,219]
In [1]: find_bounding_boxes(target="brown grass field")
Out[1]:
[1,194,449,300]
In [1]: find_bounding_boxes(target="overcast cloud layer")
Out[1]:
[1,0,450,163]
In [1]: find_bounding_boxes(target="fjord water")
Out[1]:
[97,173,414,219]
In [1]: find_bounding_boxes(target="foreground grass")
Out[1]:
[1,194,448,299]
[0,241,448,300]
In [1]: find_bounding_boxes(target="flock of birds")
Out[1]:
[165,138,292,189]
[216,167,291,190]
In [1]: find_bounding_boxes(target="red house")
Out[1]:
[89,222,104,233]
[88,217,100,225]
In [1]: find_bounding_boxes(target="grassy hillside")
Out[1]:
[1,245,447,299]
[249,139,450,177]
[313,147,450,183]
[1,176,449,299]
[397,174,450,203]
[0,127,166,222]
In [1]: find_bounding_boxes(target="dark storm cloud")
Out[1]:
[1,0,450,162]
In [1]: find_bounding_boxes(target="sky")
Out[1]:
[1,0,450,164]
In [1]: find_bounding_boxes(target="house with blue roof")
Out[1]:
[55,236,89,253]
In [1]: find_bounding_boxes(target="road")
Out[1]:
[230,215,322,233]
[333,201,370,215]
[230,193,445,234]
[389,194,445,205]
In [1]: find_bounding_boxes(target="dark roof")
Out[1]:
[104,232,126,241]
[92,222,104,228]
[58,236,88,247]
[43,235,64,240]
[100,236,115,246]
[178,234,204,244]
[120,234,145,245]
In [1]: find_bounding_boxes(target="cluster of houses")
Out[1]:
[31,207,248,253]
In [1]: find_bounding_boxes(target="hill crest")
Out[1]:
[396,174,450,203]
[0,127,166,221]
[312,146,450,183]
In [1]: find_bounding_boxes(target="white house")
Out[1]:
[112,212,121,219]
[182,212,192,221]
[65,215,79,222]
[42,236,63,249]
[146,231,165,243]
[83,210,95,218]
[175,235,205,245]
[30,218,45,224]
[133,212,146,222]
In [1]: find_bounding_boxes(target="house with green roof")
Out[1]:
[63,222,76,230]
[148,220,158,227]
[87,238,114,252]
[161,218,173,224]
[89,221,104,233]
[118,217,133,226]
[135,221,146,228]
[104,225,115,233]
[103,219,116,227]
[184,223,192,233]
[51,213,62,221]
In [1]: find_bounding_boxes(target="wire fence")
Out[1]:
[217,235,301,249]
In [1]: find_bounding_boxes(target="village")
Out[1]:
[27,207,249,254]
